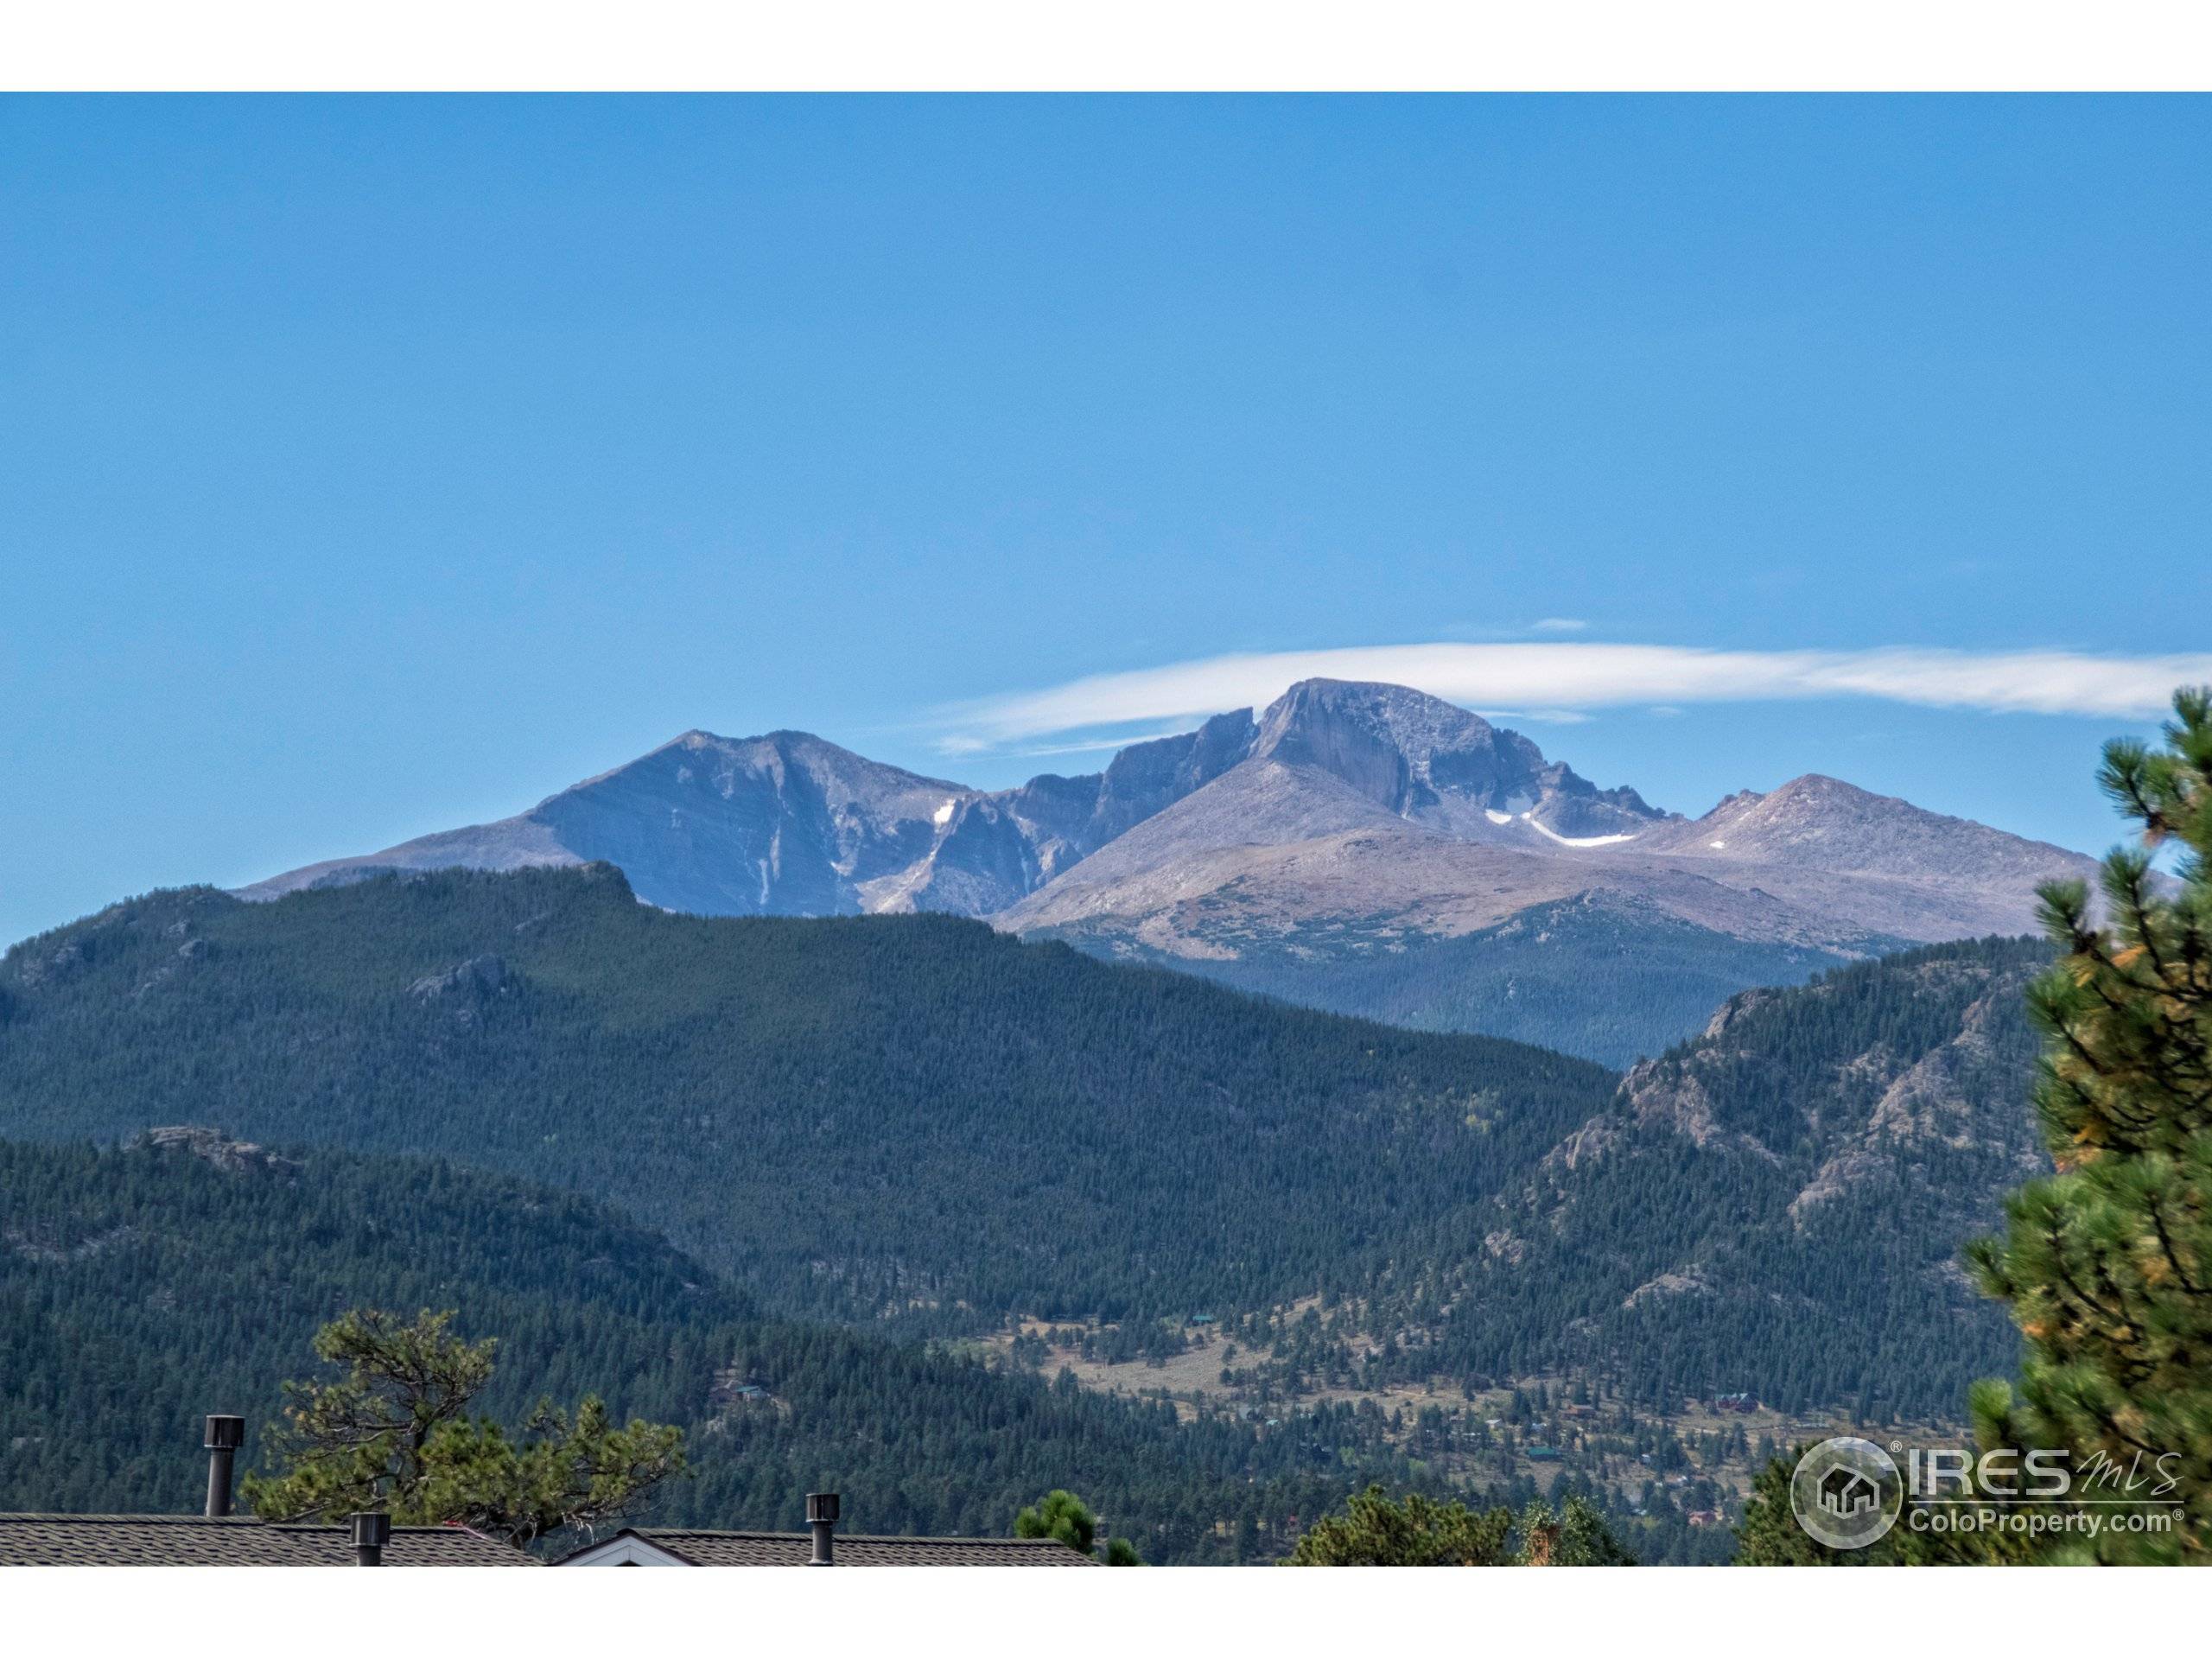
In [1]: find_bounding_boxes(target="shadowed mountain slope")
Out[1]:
[1,867,1614,1329]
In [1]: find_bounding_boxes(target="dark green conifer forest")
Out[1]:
[0,862,2068,1558]
[0,868,1616,1332]
[0,1136,1449,1562]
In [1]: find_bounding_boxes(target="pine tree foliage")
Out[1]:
[242,1307,685,1547]
[1286,1484,1516,1565]
[1516,1493,1635,1565]
[1967,686,2212,1564]
[1731,1444,2036,1566]
[1014,1488,1096,1553]
[0,1136,1457,1563]
[1011,1488,1141,1563]
[1283,1483,1630,1565]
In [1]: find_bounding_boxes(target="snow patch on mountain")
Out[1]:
[1527,818,1640,849]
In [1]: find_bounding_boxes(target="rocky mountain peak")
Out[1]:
[1700,787,1765,817]
[1090,709,1261,833]
[1761,773,1882,808]
[1257,678,1524,765]
[1247,678,1667,841]
[240,681,2093,969]
[1667,770,2086,894]
[1252,679,1544,817]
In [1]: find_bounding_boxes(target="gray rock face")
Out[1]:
[1082,708,1262,850]
[126,1125,301,1177]
[536,731,971,916]
[1250,679,1664,839]
[409,955,509,1000]
[241,714,1261,922]
[239,680,2096,975]
[1000,680,2098,961]
[245,731,983,918]
[1567,944,2050,1225]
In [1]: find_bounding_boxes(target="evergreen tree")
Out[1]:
[1732,1450,1897,1565]
[1966,686,2212,1564]
[1285,1484,1630,1566]
[1011,1488,1140,1563]
[1514,1495,1634,1565]
[1286,1484,1516,1566]
[1013,1488,1093,1552]
[243,1307,685,1547]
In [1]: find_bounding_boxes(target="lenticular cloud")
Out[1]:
[938,643,2212,752]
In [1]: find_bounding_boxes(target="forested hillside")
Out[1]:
[1287,936,2050,1418]
[0,868,1615,1332]
[0,1135,1454,1562]
[0,868,2054,1443]
[1046,893,1875,1066]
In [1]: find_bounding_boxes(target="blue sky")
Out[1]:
[4,95,2209,947]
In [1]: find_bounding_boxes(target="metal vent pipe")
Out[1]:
[202,1415,245,1517]
[351,1511,391,1567]
[806,1491,840,1566]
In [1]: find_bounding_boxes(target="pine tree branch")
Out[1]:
[2145,1193,2210,1299]
[2044,1221,2139,1343]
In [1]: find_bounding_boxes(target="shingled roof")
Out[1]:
[0,1514,530,1567]
[556,1528,1098,1567]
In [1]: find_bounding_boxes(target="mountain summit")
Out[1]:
[242,681,1668,915]
[245,729,982,917]
[241,678,2096,1059]
[1249,680,1666,841]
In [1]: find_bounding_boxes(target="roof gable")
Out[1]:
[554,1530,699,1567]
[555,1529,1096,1567]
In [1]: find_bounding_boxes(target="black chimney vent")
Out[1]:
[806,1491,840,1566]
[351,1511,391,1567]
[202,1414,245,1517]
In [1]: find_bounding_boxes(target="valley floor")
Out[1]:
[982,1314,1964,1562]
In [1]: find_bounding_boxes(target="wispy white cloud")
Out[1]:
[935,725,1204,760]
[1528,617,1588,633]
[935,643,2212,753]
[1473,708,1595,725]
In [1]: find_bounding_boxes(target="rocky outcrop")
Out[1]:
[409,954,510,1000]
[1698,984,1785,1041]
[1443,938,2052,1411]
[1784,978,2046,1223]
[1621,1267,1711,1309]
[5,1223,137,1265]
[14,941,86,990]
[127,1125,301,1177]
